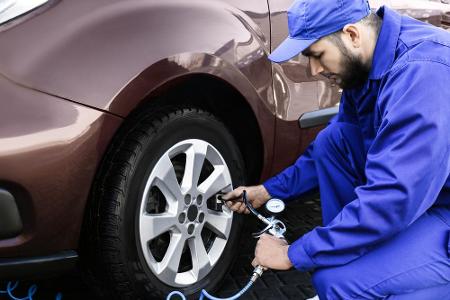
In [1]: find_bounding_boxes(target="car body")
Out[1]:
[1,0,449,298]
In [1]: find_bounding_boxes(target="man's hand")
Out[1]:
[222,185,271,214]
[251,234,293,270]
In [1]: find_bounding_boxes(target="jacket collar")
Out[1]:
[369,6,402,80]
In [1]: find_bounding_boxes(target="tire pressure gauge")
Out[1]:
[265,198,285,214]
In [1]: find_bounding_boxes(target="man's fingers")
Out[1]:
[229,202,248,214]
[238,204,248,214]
[225,198,250,214]
[251,258,268,271]
[229,202,241,211]
[259,233,270,240]
[222,188,244,201]
[222,194,241,202]
[222,186,256,215]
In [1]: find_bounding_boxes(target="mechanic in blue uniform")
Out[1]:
[223,0,450,298]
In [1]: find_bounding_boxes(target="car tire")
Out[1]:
[83,106,245,299]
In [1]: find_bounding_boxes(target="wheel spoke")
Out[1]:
[188,236,212,280]
[205,210,232,240]
[140,213,177,243]
[153,153,183,202]
[158,233,186,282]
[181,142,208,192]
[198,166,230,200]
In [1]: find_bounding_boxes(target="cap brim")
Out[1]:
[268,37,317,63]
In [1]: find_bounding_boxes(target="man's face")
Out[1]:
[302,35,371,89]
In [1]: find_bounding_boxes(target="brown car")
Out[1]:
[0,0,449,298]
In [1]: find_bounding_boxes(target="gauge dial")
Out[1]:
[265,198,285,214]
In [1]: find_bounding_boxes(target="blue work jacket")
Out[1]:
[264,6,450,271]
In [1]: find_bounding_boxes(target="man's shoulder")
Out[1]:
[377,20,450,108]
[391,41,450,75]
[394,16,450,68]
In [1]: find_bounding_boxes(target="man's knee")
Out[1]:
[313,122,347,159]
[312,267,362,300]
[312,122,363,162]
[314,123,341,157]
[312,267,343,299]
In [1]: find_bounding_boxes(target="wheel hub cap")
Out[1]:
[187,205,198,222]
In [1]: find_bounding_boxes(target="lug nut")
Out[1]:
[184,194,191,205]
[188,224,195,235]
[198,212,205,223]
[178,212,186,224]
[196,195,203,205]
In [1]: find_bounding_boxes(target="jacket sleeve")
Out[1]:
[262,90,357,201]
[262,142,318,202]
[288,61,450,271]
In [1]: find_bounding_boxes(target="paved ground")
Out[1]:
[0,197,322,300]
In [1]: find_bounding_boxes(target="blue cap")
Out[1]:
[268,0,371,63]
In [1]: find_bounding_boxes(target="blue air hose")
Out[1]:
[166,265,265,300]
[0,281,62,300]
[199,280,254,300]
[166,279,255,300]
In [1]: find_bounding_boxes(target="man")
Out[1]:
[223,0,450,299]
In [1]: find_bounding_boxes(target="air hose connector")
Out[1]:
[250,265,265,282]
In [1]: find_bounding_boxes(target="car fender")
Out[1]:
[0,0,274,118]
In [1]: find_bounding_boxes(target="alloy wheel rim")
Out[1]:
[138,139,234,287]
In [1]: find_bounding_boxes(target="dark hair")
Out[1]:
[326,12,382,50]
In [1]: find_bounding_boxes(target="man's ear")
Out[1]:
[342,24,361,48]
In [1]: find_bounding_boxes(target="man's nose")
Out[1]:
[309,58,324,76]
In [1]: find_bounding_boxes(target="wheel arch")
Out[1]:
[117,70,266,185]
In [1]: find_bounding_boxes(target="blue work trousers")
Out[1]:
[310,122,450,299]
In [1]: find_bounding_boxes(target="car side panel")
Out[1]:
[0,75,122,257]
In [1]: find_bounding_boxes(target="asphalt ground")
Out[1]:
[0,197,322,300]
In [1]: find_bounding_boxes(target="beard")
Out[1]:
[337,47,372,90]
